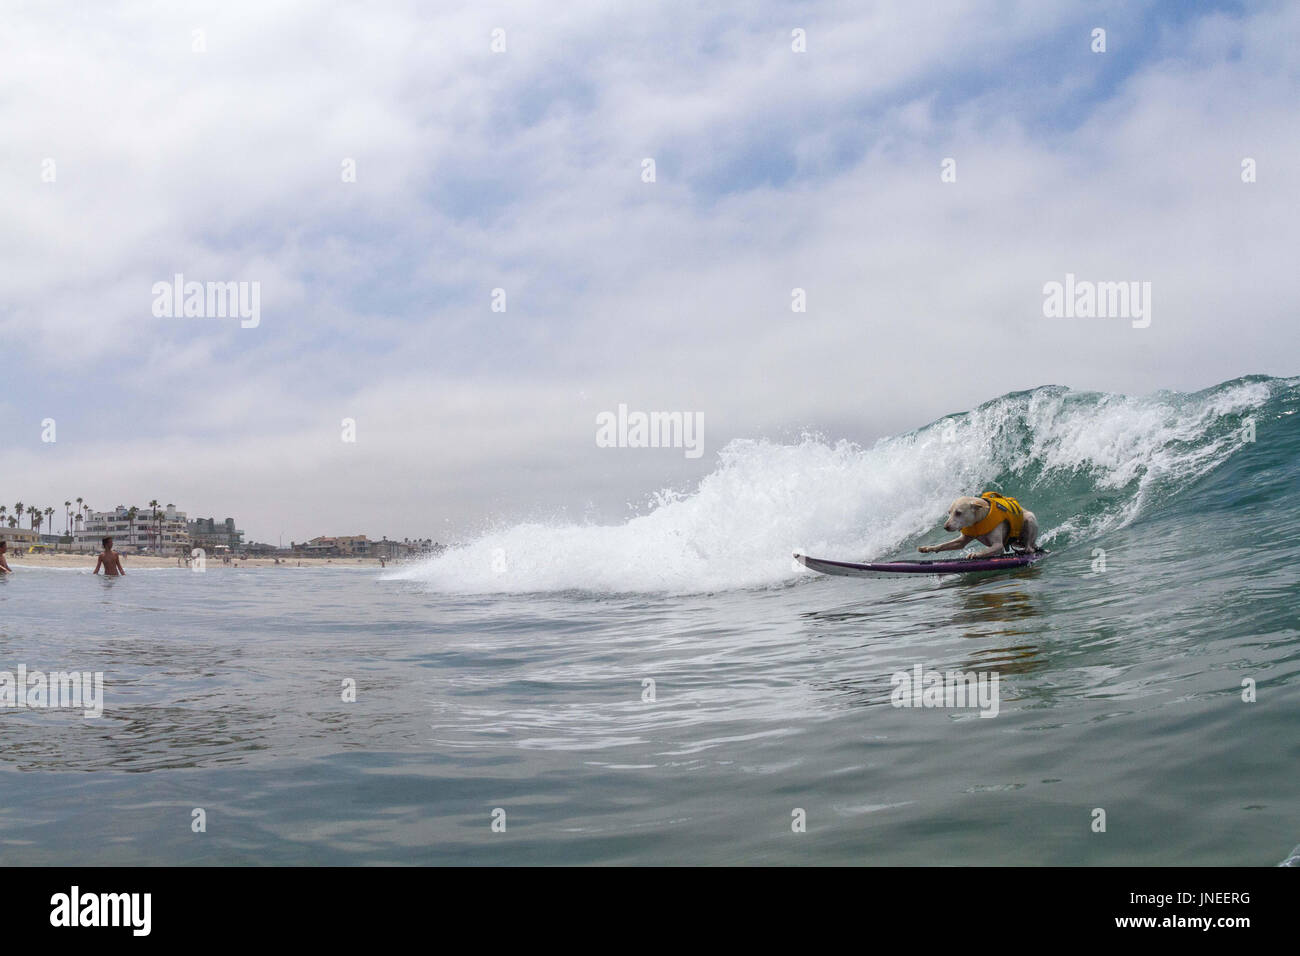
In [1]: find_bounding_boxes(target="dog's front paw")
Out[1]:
[918,545,931,554]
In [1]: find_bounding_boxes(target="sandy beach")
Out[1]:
[4,552,396,570]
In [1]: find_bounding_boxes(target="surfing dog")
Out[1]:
[918,492,1039,559]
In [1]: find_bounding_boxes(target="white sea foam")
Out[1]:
[385,382,1275,595]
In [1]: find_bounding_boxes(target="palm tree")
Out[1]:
[14,502,23,530]
[44,507,54,540]
[149,499,160,552]
[29,506,40,533]
[126,506,138,551]
[64,500,72,535]
[0,506,7,527]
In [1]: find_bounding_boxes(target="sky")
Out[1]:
[1,0,1296,545]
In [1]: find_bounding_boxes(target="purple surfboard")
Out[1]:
[795,551,1048,577]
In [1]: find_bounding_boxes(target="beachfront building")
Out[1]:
[369,537,408,561]
[284,536,444,560]
[369,537,443,560]
[188,517,245,552]
[0,527,40,548]
[292,535,371,557]
[75,505,191,553]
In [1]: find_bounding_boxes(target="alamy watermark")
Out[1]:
[890,664,1000,717]
[49,886,150,936]
[1042,273,1151,328]
[596,404,703,459]
[0,664,104,717]
[152,273,260,328]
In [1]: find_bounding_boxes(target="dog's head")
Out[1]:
[944,496,988,532]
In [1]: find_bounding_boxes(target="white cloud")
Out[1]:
[1,0,1296,541]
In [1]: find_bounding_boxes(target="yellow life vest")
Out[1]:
[962,492,1025,540]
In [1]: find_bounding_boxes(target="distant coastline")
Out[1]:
[4,552,408,570]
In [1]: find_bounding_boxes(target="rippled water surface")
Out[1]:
[1,531,1295,865]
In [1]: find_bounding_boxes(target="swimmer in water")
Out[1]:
[93,536,126,576]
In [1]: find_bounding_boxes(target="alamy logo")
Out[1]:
[1042,273,1151,328]
[596,404,703,459]
[49,886,150,936]
[890,664,1000,717]
[0,665,104,717]
[152,273,261,328]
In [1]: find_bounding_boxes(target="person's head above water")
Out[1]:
[102,536,113,549]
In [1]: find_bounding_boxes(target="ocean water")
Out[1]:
[1,375,1297,865]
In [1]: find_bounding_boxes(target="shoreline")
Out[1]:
[3,552,406,570]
